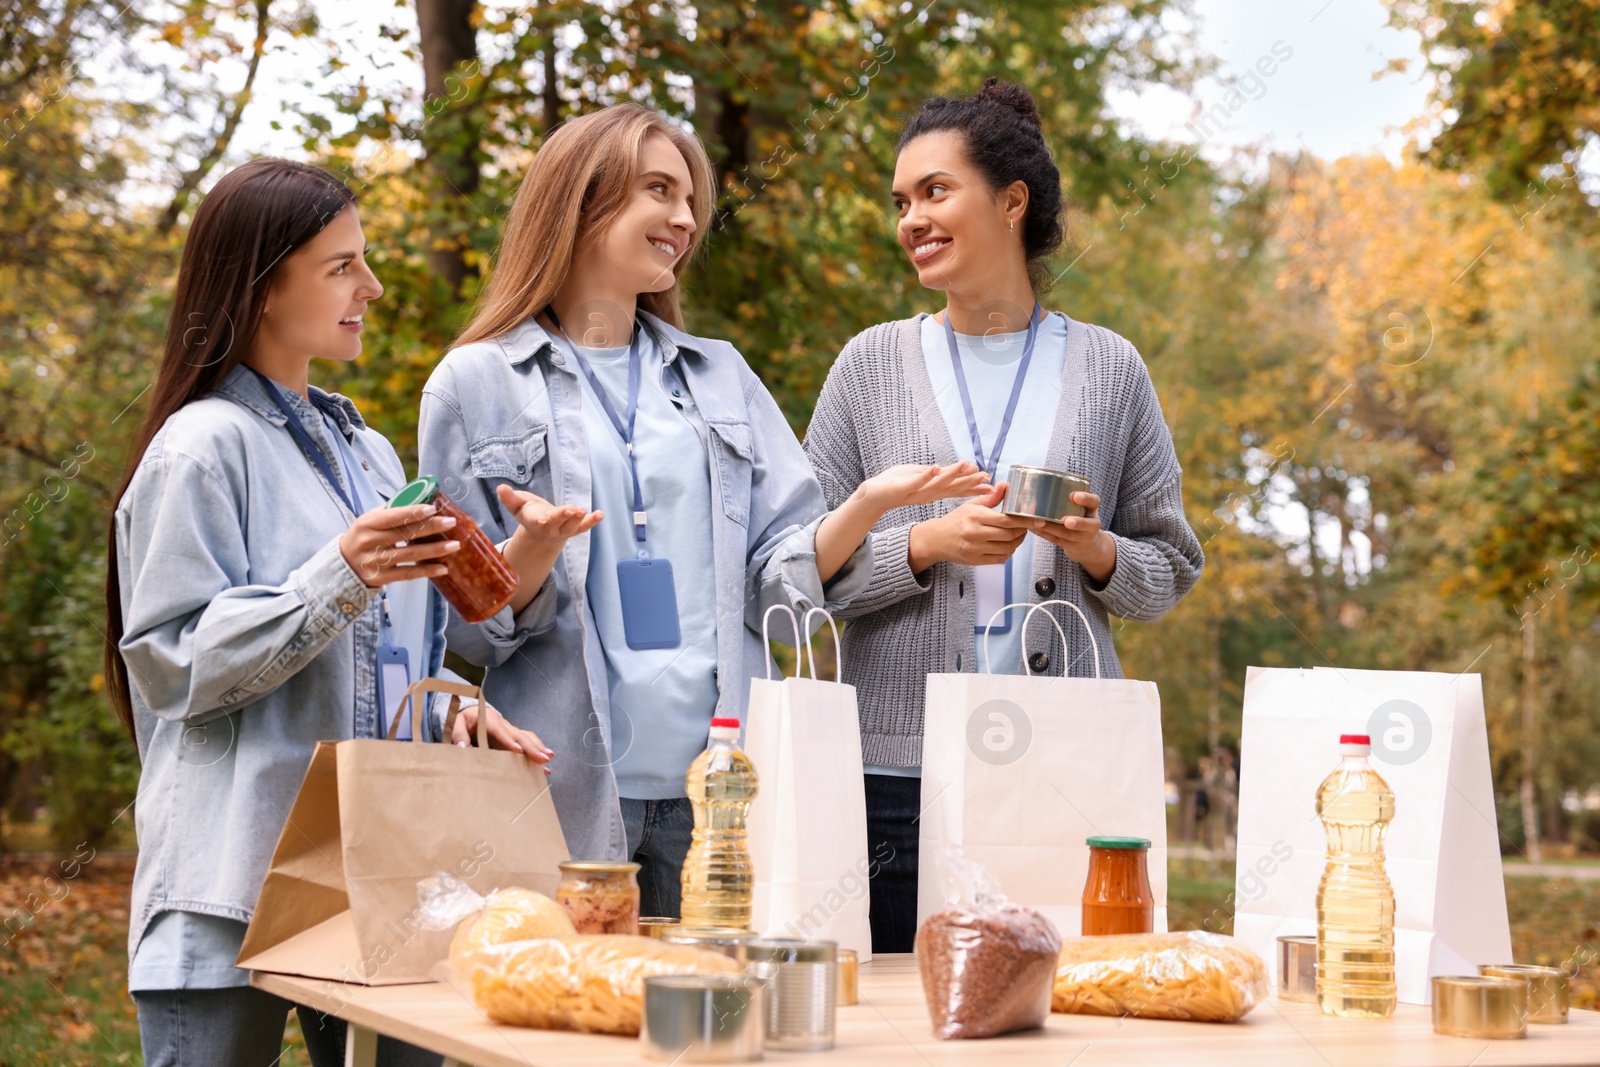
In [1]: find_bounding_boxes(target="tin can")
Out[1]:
[836,948,858,1006]
[661,927,757,962]
[1432,976,1527,1039]
[1276,935,1318,1003]
[641,975,765,1062]
[640,917,680,939]
[1479,964,1569,1024]
[744,938,836,1050]
[1002,465,1091,523]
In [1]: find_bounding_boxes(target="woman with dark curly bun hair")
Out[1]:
[803,78,1204,952]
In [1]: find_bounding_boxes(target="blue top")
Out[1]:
[922,311,1067,674]
[573,327,720,799]
[418,311,875,860]
[863,312,1067,780]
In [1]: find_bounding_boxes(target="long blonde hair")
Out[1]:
[457,104,716,344]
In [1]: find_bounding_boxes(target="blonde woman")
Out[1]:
[418,104,984,914]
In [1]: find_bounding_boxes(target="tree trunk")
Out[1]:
[541,0,560,134]
[1520,611,1541,861]
[416,0,480,297]
[1207,615,1221,754]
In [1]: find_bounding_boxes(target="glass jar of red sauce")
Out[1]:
[388,476,519,623]
[1081,835,1155,935]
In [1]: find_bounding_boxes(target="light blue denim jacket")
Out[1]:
[418,312,873,861]
[115,366,448,962]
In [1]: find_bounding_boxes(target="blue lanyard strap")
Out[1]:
[942,303,1043,478]
[545,310,649,549]
[248,368,359,516]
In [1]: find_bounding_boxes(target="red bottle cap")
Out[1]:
[711,717,741,728]
[1339,733,1371,744]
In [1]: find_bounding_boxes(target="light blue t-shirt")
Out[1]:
[574,327,720,800]
[864,312,1067,779]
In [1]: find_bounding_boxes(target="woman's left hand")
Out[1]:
[451,701,554,773]
[851,461,992,515]
[1018,492,1118,585]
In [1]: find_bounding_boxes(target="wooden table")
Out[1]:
[252,954,1599,1067]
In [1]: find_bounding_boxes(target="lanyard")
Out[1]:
[942,303,1043,478]
[545,310,650,550]
[249,368,359,517]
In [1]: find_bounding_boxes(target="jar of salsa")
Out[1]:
[1080,836,1155,935]
[388,477,519,623]
[557,860,642,935]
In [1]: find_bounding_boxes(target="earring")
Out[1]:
[1009,218,1015,232]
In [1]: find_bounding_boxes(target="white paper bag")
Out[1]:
[745,607,873,958]
[918,601,1169,936]
[1234,666,1512,1005]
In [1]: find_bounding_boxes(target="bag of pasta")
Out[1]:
[915,845,1061,1039]
[1052,931,1268,1022]
[414,872,575,960]
[456,936,742,1035]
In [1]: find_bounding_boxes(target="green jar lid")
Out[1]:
[1087,836,1151,849]
[389,476,439,507]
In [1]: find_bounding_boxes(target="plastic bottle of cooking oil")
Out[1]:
[1316,732,1397,1018]
[680,717,759,928]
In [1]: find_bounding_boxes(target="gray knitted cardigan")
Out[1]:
[802,314,1204,768]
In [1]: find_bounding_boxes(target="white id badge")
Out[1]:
[974,558,1013,634]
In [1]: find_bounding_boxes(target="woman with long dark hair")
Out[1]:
[803,80,1205,951]
[106,158,541,1066]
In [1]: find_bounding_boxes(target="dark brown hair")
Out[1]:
[105,158,357,739]
[897,78,1066,293]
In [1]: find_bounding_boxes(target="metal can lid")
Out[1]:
[557,860,641,874]
[389,476,439,507]
[744,937,837,964]
[1086,835,1151,849]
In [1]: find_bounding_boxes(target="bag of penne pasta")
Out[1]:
[1052,931,1267,1023]
[451,936,742,1035]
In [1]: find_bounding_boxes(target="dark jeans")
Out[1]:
[135,987,442,1067]
[864,773,923,953]
[620,796,695,919]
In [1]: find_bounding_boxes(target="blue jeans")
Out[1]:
[134,987,442,1067]
[864,773,922,953]
[620,796,694,919]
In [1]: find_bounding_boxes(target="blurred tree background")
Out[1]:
[1,0,1598,862]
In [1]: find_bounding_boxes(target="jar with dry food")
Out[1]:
[1080,836,1154,935]
[556,861,642,935]
[388,476,519,623]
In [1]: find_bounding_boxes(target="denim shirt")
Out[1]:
[418,311,873,861]
[114,366,448,963]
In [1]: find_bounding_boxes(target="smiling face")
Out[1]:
[582,131,698,303]
[892,129,1028,299]
[257,205,382,365]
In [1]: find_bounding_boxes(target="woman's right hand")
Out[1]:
[339,504,462,588]
[906,483,1027,572]
[498,485,603,549]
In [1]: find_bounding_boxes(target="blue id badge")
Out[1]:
[377,642,412,739]
[974,558,1014,634]
[617,556,682,650]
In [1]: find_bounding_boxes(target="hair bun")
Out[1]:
[976,77,1042,129]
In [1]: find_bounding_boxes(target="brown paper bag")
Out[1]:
[238,679,569,985]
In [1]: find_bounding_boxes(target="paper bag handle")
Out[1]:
[1022,599,1102,679]
[800,607,843,681]
[761,604,803,680]
[980,601,1067,675]
[386,678,487,747]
